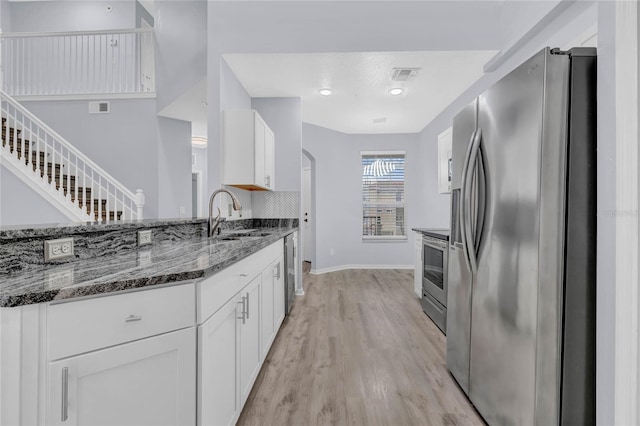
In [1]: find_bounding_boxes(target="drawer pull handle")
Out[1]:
[245,292,250,320]
[237,298,246,324]
[125,314,143,323]
[240,274,248,277]
[274,263,281,279]
[61,367,69,422]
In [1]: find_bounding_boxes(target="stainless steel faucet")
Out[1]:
[208,188,242,237]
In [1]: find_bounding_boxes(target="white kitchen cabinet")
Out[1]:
[415,233,423,298]
[260,262,275,359]
[438,127,453,194]
[197,240,284,426]
[198,294,241,426]
[272,258,285,332]
[261,257,284,359]
[239,276,261,405]
[222,110,275,191]
[48,327,196,426]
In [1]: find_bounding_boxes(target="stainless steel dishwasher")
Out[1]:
[284,234,296,315]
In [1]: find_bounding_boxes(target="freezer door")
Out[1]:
[445,98,477,394]
[469,48,570,425]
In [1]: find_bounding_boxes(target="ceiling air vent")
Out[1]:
[391,68,420,82]
[88,101,110,114]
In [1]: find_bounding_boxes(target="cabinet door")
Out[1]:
[263,126,275,189]
[260,263,275,359]
[198,296,241,426]
[254,115,266,188]
[415,234,423,298]
[240,276,261,405]
[48,328,196,426]
[273,258,285,330]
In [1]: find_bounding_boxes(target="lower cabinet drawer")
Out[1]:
[48,283,196,360]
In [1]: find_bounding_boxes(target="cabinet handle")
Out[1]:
[240,273,248,277]
[245,292,250,320]
[61,367,69,422]
[125,314,142,323]
[237,298,246,324]
[274,263,280,279]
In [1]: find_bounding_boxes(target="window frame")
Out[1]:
[361,150,407,241]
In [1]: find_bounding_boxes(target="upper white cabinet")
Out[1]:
[438,127,453,194]
[223,110,275,191]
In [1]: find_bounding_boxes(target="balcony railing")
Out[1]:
[0,28,155,97]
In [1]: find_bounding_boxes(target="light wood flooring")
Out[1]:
[237,268,484,426]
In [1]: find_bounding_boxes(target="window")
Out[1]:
[362,151,406,239]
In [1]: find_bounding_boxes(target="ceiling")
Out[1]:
[224,50,497,134]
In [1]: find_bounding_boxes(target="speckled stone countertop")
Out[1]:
[0,227,296,308]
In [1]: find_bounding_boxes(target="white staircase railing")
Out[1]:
[0,28,155,97]
[0,90,144,222]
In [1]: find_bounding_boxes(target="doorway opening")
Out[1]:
[301,149,316,275]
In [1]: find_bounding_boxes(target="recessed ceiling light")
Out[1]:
[389,88,404,96]
[319,88,333,96]
[192,137,207,147]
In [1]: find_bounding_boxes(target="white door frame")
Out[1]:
[302,166,312,262]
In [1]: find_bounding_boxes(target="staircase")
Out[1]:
[1,91,144,223]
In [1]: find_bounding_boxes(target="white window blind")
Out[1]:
[362,151,406,239]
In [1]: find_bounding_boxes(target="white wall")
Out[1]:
[157,116,192,219]
[209,1,502,53]
[0,164,70,226]
[8,1,135,32]
[251,97,302,192]
[302,123,420,272]
[0,0,11,32]
[499,1,561,47]
[191,146,207,218]
[155,0,207,113]
[19,99,160,219]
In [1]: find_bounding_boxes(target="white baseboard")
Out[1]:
[310,264,414,275]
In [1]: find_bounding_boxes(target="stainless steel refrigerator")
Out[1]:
[446,47,596,425]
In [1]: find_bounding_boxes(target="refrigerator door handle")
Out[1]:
[475,146,487,250]
[463,128,483,273]
[460,129,477,268]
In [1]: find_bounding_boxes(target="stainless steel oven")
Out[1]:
[422,235,448,333]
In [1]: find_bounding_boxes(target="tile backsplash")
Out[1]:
[252,191,300,218]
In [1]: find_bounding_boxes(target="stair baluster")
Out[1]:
[1,90,143,222]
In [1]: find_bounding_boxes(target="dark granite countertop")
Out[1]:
[412,228,450,241]
[0,227,297,308]
[0,218,208,240]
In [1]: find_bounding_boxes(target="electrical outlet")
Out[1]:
[44,238,74,262]
[138,230,152,246]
